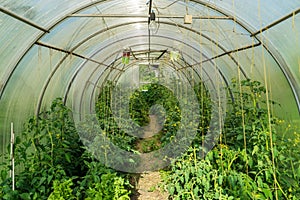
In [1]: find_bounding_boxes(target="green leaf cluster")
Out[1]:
[0,98,132,200]
[162,79,300,200]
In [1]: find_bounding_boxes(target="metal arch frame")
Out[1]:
[67,1,300,113]
[91,43,213,92]
[111,53,214,85]
[68,38,228,116]
[65,30,235,117]
[97,42,217,85]
[64,40,198,104]
[0,0,298,115]
[0,1,254,100]
[104,0,300,113]
[191,0,300,113]
[87,47,222,114]
[64,34,230,105]
[0,0,245,102]
[63,2,300,113]
[68,1,250,79]
[84,57,216,120]
[35,20,248,115]
[0,0,114,100]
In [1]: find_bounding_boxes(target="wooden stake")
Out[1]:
[10,122,15,191]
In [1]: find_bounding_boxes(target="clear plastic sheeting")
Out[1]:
[0,0,299,156]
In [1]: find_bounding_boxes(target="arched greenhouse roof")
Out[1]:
[0,0,299,149]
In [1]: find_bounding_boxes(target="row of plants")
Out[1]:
[0,77,186,199]
[95,81,182,153]
[0,78,299,199]
[0,98,132,200]
[161,79,300,199]
[94,78,300,199]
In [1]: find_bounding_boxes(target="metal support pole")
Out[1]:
[178,42,261,71]
[35,41,124,72]
[0,6,49,33]
[148,0,153,63]
[157,49,168,60]
[251,8,300,37]
[70,13,233,20]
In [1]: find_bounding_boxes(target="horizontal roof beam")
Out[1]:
[177,42,262,71]
[0,6,49,33]
[251,8,300,37]
[35,41,124,72]
[70,13,233,20]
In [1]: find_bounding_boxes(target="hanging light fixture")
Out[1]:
[149,10,156,21]
[149,10,157,32]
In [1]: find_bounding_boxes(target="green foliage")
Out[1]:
[95,82,137,151]
[0,98,132,200]
[84,172,131,200]
[129,83,181,150]
[48,179,75,200]
[95,82,182,153]
[1,78,299,199]
[77,160,131,200]
[163,79,300,200]
[0,98,84,199]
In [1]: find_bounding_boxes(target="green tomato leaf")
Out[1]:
[19,192,31,200]
[65,153,71,163]
[252,145,259,156]
[296,167,300,178]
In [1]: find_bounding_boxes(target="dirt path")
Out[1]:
[132,115,169,199]
[135,171,168,200]
[143,114,162,137]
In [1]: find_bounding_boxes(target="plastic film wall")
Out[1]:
[0,0,299,154]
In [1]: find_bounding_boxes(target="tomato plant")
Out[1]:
[0,98,132,200]
[162,79,300,200]
[0,79,299,199]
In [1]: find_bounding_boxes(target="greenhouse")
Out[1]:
[0,0,299,199]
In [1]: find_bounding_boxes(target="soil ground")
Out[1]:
[133,171,168,200]
[131,115,169,199]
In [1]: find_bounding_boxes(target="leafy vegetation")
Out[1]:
[0,78,299,199]
[162,79,300,200]
[95,82,182,153]
[0,98,131,200]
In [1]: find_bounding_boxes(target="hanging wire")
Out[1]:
[153,0,180,10]
[232,0,237,33]
[213,19,225,174]
[185,0,189,15]
[237,48,248,177]
[152,2,161,35]
[250,36,255,77]
[92,1,123,50]
[261,42,281,200]
[198,15,206,159]
[257,1,280,199]
[230,0,249,178]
